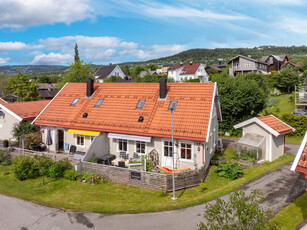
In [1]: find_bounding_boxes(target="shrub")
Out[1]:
[63,169,79,180]
[0,151,11,165]
[199,182,207,192]
[26,133,40,150]
[216,162,243,180]
[240,152,256,162]
[47,159,69,178]
[36,154,53,184]
[141,155,153,172]
[80,171,106,184]
[12,155,39,180]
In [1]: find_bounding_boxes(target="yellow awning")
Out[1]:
[68,129,100,137]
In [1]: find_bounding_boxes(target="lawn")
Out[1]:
[285,135,304,145]
[272,192,307,230]
[0,152,294,214]
[260,94,294,117]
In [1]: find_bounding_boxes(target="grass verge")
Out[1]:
[0,153,294,214]
[272,192,307,230]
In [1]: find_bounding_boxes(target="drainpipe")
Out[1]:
[202,142,205,164]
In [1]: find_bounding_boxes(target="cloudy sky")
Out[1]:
[0,0,307,65]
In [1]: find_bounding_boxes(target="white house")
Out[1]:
[0,98,50,140]
[33,78,222,171]
[94,64,126,83]
[167,63,209,82]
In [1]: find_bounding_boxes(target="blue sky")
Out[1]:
[1,0,307,65]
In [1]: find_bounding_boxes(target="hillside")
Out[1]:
[146,45,307,65]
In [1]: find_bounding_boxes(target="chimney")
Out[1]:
[86,78,94,97]
[190,61,193,65]
[159,77,167,99]
[109,63,112,66]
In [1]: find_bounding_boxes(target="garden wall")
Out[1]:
[80,161,203,192]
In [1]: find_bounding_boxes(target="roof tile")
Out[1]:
[257,115,293,135]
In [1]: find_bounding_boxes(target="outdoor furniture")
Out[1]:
[118,161,125,168]
[100,154,116,165]
[157,165,193,174]
[69,145,76,155]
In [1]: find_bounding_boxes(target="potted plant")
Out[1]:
[3,140,9,148]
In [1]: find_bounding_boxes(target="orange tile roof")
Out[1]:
[34,83,216,141]
[298,144,307,169]
[168,63,201,75]
[257,115,293,135]
[0,98,7,104]
[0,100,50,120]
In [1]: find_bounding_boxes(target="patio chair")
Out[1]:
[69,145,76,155]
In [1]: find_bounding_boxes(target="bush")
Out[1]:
[63,169,79,180]
[216,162,243,180]
[48,159,69,178]
[12,155,39,180]
[80,171,106,184]
[281,113,307,136]
[199,182,207,192]
[26,133,40,150]
[0,151,11,165]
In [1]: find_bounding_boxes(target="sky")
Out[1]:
[0,0,307,65]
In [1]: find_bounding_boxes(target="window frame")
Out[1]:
[70,98,80,107]
[75,135,85,147]
[117,139,128,152]
[163,140,173,158]
[135,99,146,110]
[135,141,146,154]
[94,98,104,108]
[179,141,193,161]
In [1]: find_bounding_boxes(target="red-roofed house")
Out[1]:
[167,63,209,82]
[0,99,50,140]
[33,78,222,170]
[291,131,307,179]
[234,115,295,162]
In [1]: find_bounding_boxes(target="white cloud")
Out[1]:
[0,41,42,51]
[0,57,10,64]
[31,52,73,65]
[0,0,93,29]
[280,17,307,34]
[250,0,305,5]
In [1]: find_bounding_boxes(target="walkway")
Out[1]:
[1,162,306,230]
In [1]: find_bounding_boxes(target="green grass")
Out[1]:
[0,153,294,214]
[285,135,304,145]
[260,94,294,117]
[272,192,307,230]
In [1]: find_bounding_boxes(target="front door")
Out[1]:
[57,129,64,152]
[162,141,174,168]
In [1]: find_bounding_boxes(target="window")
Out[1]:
[244,63,250,67]
[135,141,146,154]
[135,99,145,110]
[168,100,178,111]
[164,141,173,157]
[269,57,273,64]
[70,98,79,106]
[118,139,127,152]
[76,135,84,146]
[180,143,192,160]
[94,98,104,108]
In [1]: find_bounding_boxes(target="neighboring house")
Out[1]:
[228,55,268,76]
[259,55,289,72]
[291,131,307,179]
[2,94,18,103]
[161,64,172,74]
[94,64,126,83]
[139,70,158,78]
[281,61,296,69]
[234,115,294,162]
[0,99,50,140]
[167,63,209,82]
[33,78,222,170]
[37,83,58,99]
[205,63,227,73]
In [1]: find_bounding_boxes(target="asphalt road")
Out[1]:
[1,161,306,230]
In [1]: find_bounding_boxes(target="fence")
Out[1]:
[80,161,204,192]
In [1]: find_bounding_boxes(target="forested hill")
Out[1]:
[146,46,307,65]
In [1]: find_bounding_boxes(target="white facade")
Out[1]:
[96,65,126,83]
[167,64,209,82]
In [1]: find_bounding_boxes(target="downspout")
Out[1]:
[202,142,205,164]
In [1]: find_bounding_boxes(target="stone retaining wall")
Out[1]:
[81,161,203,192]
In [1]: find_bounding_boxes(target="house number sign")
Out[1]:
[131,171,141,180]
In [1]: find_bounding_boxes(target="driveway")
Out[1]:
[1,162,306,230]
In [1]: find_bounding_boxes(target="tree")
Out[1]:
[12,121,38,139]
[302,56,307,71]
[147,63,157,71]
[5,70,40,101]
[37,154,53,185]
[0,72,9,96]
[37,75,51,83]
[103,75,122,83]
[198,189,277,230]
[58,60,93,88]
[121,65,130,76]
[74,43,80,62]
[130,65,145,78]
[275,66,301,93]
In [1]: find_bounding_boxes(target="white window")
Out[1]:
[164,141,173,157]
[135,141,146,154]
[180,143,192,160]
[244,63,250,67]
[76,135,84,146]
[118,139,127,152]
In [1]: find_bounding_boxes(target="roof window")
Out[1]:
[70,98,80,106]
[135,99,145,110]
[168,100,178,111]
[94,98,104,108]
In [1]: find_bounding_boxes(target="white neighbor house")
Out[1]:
[167,63,209,82]
[94,64,126,83]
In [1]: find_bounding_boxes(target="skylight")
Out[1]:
[70,98,80,106]
[168,100,178,111]
[135,99,145,110]
[94,98,104,108]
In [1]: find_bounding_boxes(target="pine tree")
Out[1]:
[74,43,80,62]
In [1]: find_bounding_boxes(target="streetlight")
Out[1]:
[171,108,177,201]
